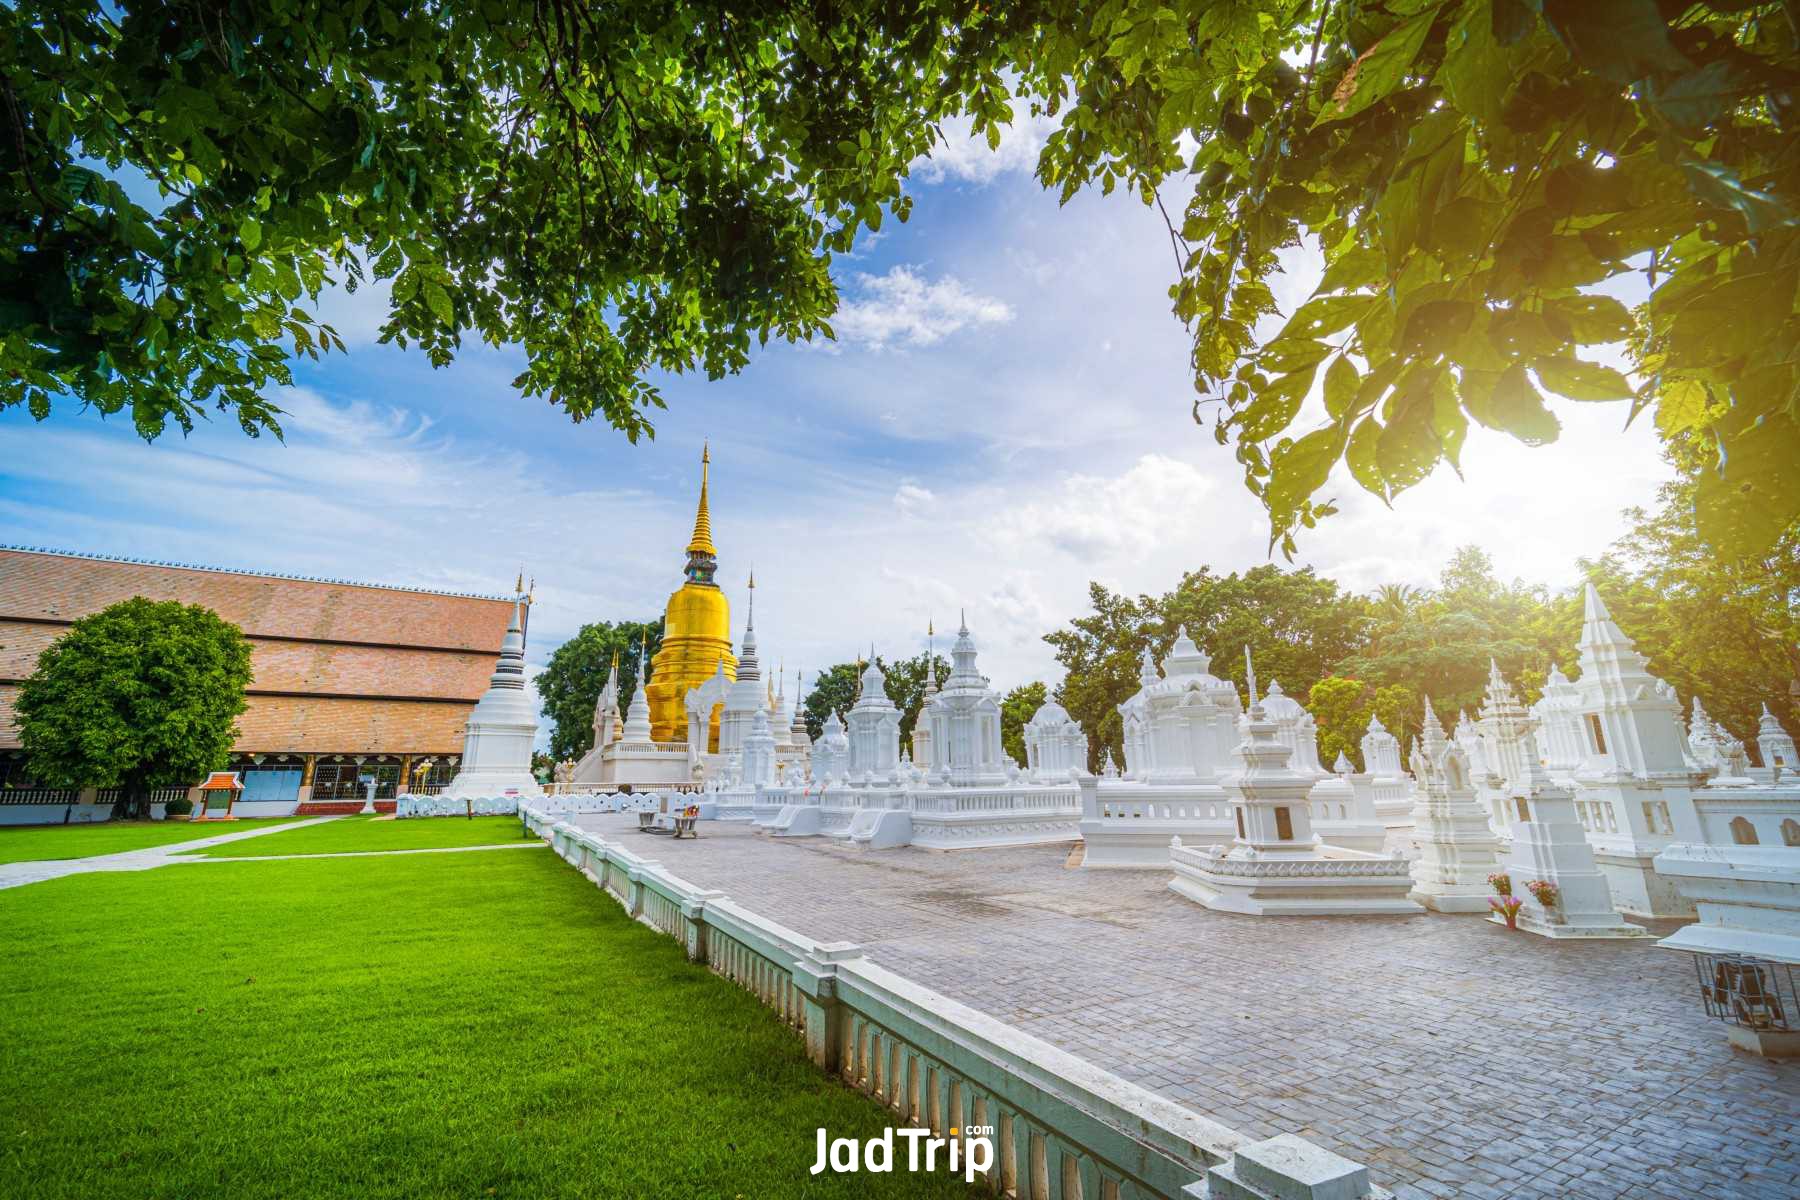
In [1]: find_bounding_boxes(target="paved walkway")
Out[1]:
[0,817,339,890]
[578,813,1800,1200]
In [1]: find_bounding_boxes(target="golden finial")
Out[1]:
[515,569,524,594]
[687,441,716,557]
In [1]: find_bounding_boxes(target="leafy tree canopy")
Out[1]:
[15,596,252,818]
[533,617,663,761]
[1046,562,1370,768]
[9,2,1796,556]
[1000,681,1048,766]
[801,652,949,744]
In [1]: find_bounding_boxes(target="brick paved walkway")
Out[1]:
[581,813,1800,1200]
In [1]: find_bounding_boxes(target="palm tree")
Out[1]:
[1372,584,1422,623]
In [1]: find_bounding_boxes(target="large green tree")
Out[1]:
[9,3,1796,557]
[1000,681,1048,767]
[1046,563,1371,768]
[1345,547,1568,718]
[801,652,948,744]
[534,618,663,761]
[16,597,252,819]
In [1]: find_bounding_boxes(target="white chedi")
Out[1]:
[845,658,901,781]
[1688,697,1753,785]
[1531,663,1586,778]
[717,577,766,755]
[1167,673,1418,917]
[1406,698,1504,913]
[1260,679,1329,779]
[740,705,778,789]
[1022,699,1088,782]
[918,617,1008,786]
[1495,744,1650,939]
[1116,628,1242,784]
[1359,711,1413,828]
[812,709,850,783]
[1758,704,1797,774]
[442,595,542,800]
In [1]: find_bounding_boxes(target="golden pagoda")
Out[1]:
[647,444,737,743]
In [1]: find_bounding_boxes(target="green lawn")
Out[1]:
[0,817,305,865]
[181,813,528,858]
[0,846,970,1199]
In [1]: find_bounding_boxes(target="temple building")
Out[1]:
[646,445,736,744]
[0,546,515,813]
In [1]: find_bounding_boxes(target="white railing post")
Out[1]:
[791,941,864,1072]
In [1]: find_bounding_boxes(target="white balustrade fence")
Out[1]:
[519,802,1391,1200]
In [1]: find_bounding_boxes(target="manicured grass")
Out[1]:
[0,817,305,865]
[0,847,971,1199]
[181,813,527,858]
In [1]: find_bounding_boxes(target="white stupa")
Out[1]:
[442,591,542,800]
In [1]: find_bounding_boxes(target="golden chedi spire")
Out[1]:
[687,441,716,558]
[648,441,736,743]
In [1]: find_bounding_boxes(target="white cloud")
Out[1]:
[912,99,1061,185]
[893,481,936,516]
[830,266,1013,349]
[1000,454,1219,561]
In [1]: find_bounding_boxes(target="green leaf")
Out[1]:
[1260,339,1333,374]
[1468,362,1562,445]
[1541,0,1689,84]
[422,280,454,327]
[1318,247,1385,294]
[1439,0,1512,125]
[1266,426,1346,525]
[1695,410,1800,557]
[1314,7,1441,128]
[1534,355,1635,401]
[1239,366,1318,441]
[1645,59,1755,131]
[1278,295,1371,341]
[1681,158,1798,235]
[1324,356,1361,420]
[1346,415,1386,498]
[1653,378,1712,437]
[1544,295,1633,344]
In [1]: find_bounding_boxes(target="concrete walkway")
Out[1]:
[0,817,341,891]
[571,812,1799,1200]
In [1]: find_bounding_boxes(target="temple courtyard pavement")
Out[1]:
[575,812,1799,1200]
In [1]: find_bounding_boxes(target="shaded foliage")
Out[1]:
[10,3,1796,557]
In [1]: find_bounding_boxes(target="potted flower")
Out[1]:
[1488,873,1522,930]
[1525,879,1561,922]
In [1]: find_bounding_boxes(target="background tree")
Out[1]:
[1046,566,1368,768]
[14,4,1796,559]
[534,618,663,761]
[802,662,863,743]
[1043,582,1163,771]
[1575,442,1800,751]
[1000,682,1048,767]
[801,654,949,744]
[1307,675,1371,770]
[1345,547,1566,717]
[16,597,252,819]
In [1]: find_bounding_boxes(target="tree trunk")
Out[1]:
[117,768,151,822]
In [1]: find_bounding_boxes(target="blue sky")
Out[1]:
[0,115,1671,695]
